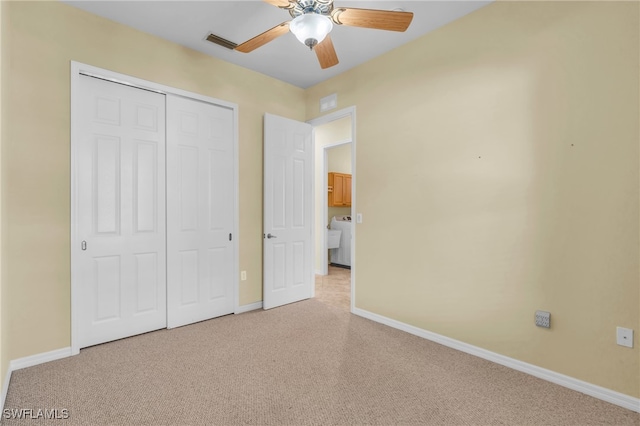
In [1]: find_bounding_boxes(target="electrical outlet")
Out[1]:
[535,310,550,328]
[616,327,633,348]
[241,271,247,281]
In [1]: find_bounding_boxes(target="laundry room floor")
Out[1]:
[314,266,351,311]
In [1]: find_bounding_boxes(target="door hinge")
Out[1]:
[229,233,232,241]
[81,241,87,251]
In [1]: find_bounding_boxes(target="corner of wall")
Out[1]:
[0,0,11,409]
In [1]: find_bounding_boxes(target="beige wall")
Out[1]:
[313,117,351,272]
[306,1,639,398]
[3,1,305,361]
[0,0,8,392]
[328,144,352,174]
[327,144,352,226]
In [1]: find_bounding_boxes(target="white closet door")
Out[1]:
[166,95,235,328]
[76,75,166,348]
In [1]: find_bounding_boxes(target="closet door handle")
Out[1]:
[266,233,278,239]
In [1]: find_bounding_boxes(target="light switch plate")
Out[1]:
[617,327,633,348]
[356,213,363,224]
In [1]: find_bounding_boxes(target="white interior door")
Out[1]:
[76,75,166,348]
[166,94,236,328]
[263,113,313,309]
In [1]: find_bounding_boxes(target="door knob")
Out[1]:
[266,233,277,239]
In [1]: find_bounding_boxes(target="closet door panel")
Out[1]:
[76,75,166,349]
[167,95,235,328]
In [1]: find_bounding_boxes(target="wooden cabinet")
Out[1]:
[328,172,352,207]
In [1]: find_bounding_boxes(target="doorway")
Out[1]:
[308,107,356,312]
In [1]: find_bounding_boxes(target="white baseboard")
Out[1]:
[1,367,11,411]
[235,301,263,314]
[352,307,640,413]
[1,347,72,411]
[10,347,72,372]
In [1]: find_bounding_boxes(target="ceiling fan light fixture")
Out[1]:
[290,13,333,50]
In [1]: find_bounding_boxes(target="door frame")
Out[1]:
[307,106,356,313]
[321,140,352,276]
[70,61,239,355]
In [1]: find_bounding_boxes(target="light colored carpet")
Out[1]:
[4,299,639,425]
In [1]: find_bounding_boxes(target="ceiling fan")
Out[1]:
[229,0,414,69]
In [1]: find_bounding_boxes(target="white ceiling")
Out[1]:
[63,0,491,88]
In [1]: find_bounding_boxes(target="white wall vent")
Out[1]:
[320,93,337,112]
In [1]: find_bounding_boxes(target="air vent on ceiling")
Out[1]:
[205,33,238,50]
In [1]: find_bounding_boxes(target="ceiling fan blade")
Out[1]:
[331,7,413,32]
[235,22,290,53]
[263,0,293,8]
[315,35,339,69]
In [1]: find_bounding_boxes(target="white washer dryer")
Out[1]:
[329,215,352,268]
